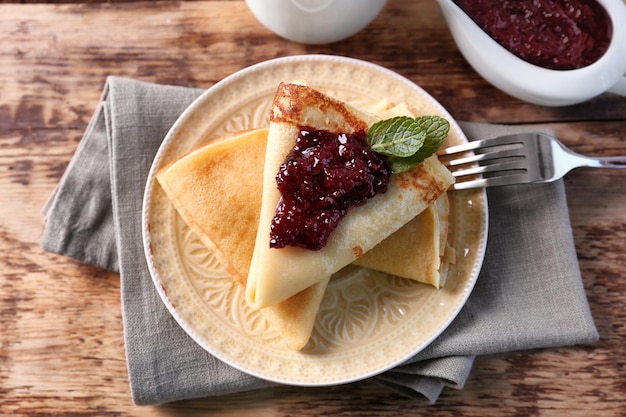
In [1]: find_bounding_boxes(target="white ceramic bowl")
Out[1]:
[246,0,387,44]
[438,0,626,106]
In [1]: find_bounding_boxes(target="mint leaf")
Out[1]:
[366,116,426,157]
[366,115,450,173]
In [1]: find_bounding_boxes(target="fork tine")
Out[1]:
[441,147,525,167]
[440,134,527,156]
[448,159,531,178]
[451,172,532,190]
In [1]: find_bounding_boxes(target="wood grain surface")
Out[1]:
[1,1,625,416]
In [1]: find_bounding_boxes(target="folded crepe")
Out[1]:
[157,130,264,285]
[354,100,455,288]
[245,83,455,310]
[157,129,328,350]
[354,193,453,288]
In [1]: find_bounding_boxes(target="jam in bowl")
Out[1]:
[437,0,626,106]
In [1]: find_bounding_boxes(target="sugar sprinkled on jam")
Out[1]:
[454,0,612,70]
[270,127,390,250]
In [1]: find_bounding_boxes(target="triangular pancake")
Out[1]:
[353,193,451,287]
[246,83,455,310]
[352,103,455,288]
[157,128,327,350]
[157,129,265,285]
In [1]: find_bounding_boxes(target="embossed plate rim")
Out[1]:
[142,54,488,386]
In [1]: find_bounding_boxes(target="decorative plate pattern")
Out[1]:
[142,55,488,385]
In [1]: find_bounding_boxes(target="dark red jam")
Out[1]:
[270,127,390,251]
[454,0,612,70]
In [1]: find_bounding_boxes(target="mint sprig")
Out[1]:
[366,115,449,173]
[366,116,426,157]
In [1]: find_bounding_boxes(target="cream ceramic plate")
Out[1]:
[142,55,488,386]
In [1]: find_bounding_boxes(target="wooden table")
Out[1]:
[2,1,625,415]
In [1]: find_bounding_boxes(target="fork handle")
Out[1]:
[587,156,626,168]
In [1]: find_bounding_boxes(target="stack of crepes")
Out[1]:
[156,82,455,350]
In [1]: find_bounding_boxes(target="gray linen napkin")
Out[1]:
[41,76,598,405]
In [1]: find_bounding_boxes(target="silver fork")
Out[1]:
[438,132,626,190]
